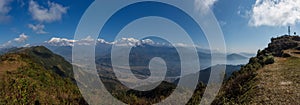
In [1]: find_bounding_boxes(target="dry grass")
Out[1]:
[0,54,26,76]
[284,49,300,58]
[250,51,300,104]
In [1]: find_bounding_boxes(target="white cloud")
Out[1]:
[0,40,12,48]
[28,24,47,34]
[14,33,28,43]
[47,37,75,46]
[0,0,12,22]
[0,33,29,48]
[29,0,68,23]
[194,0,218,13]
[249,0,300,27]
[237,6,251,19]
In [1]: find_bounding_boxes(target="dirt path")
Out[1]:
[284,49,300,58]
[250,54,300,104]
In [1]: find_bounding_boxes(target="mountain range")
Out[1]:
[0,35,299,104]
[1,37,250,87]
[41,37,251,66]
[47,38,249,83]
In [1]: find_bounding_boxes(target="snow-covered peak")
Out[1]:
[44,37,198,48]
[45,37,156,47]
[47,37,75,46]
[112,38,155,47]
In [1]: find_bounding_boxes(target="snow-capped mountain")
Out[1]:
[44,37,161,47]
[26,36,251,67]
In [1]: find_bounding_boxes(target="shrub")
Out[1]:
[264,55,275,65]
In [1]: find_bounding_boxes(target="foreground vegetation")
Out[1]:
[0,46,87,104]
[212,35,300,104]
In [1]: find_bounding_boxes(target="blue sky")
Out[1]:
[0,0,300,53]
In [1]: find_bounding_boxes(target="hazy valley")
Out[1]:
[0,35,299,104]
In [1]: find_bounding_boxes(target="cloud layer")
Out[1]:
[0,33,29,48]
[47,37,75,46]
[0,0,12,22]
[249,0,300,26]
[29,0,68,23]
[14,33,28,43]
[28,24,47,34]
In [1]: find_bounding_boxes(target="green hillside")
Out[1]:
[0,46,87,104]
[212,35,300,104]
[11,46,74,78]
[250,55,300,104]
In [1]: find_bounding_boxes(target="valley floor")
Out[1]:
[250,50,300,104]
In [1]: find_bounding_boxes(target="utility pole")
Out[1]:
[288,26,291,35]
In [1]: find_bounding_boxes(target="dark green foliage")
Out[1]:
[186,82,206,105]
[264,55,275,64]
[113,81,177,105]
[213,58,262,104]
[267,35,300,56]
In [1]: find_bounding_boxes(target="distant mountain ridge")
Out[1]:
[0,37,253,66]
[227,53,248,60]
[0,47,18,55]
[42,38,250,86]
[44,41,251,66]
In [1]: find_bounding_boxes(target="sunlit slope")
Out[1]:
[250,52,300,104]
[213,35,300,104]
[0,46,87,105]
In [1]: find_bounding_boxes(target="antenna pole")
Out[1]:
[288,26,291,35]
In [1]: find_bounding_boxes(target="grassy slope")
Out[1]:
[251,54,300,104]
[213,35,300,104]
[0,47,87,105]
